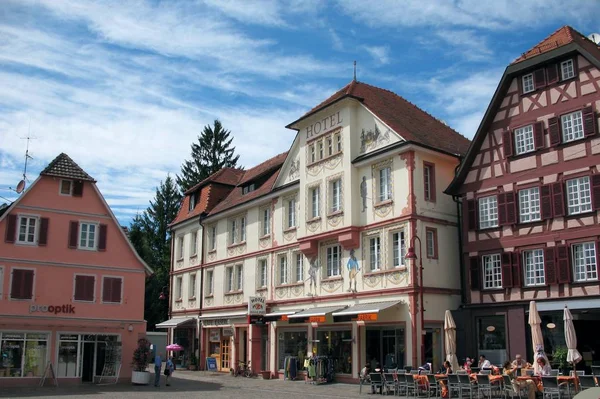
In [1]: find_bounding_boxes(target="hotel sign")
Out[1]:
[305,111,343,139]
[248,296,266,316]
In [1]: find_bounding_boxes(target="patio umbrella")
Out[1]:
[444,310,460,372]
[529,301,548,374]
[563,306,582,366]
[166,344,184,351]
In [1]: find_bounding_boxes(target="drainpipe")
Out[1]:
[198,212,208,368]
[451,164,466,305]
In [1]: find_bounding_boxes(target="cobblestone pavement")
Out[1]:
[0,371,382,399]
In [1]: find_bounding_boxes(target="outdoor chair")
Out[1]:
[541,376,567,399]
[578,375,598,391]
[591,366,600,376]
[502,375,528,399]
[411,370,421,374]
[481,369,492,375]
[370,373,384,395]
[405,366,414,373]
[476,374,494,399]
[426,373,440,397]
[457,370,468,375]
[447,374,461,398]
[384,373,396,395]
[458,373,478,399]
[471,367,481,374]
[396,373,408,396]
[574,371,584,377]
[549,369,559,377]
[405,374,417,397]
[414,374,429,397]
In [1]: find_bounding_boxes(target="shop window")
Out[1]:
[277,330,307,370]
[101,276,122,303]
[476,316,507,365]
[57,334,78,377]
[0,332,49,378]
[366,328,405,371]
[316,329,352,374]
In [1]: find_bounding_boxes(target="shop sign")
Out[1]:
[355,313,378,322]
[59,334,79,341]
[209,329,221,343]
[202,318,230,327]
[222,327,234,337]
[248,296,266,316]
[308,316,326,323]
[281,315,289,321]
[305,111,343,139]
[29,304,75,314]
[2,333,24,340]
[206,357,218,371]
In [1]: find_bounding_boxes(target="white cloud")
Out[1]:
[329,28,344,51]
[433,29,494,62]
[363,45,390,65]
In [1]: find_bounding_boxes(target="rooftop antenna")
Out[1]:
[10,123,36,194]
[589,33,600,45]
[353,60,357,81]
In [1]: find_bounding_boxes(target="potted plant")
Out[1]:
[188,354,198,371]
[131,338,152,385]
[551,346,568,375]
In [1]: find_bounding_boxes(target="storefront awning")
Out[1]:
[155,316,197,329]
[535,299,600,312]
[265,310,303,317]
[288,305,347,319]
[331,300,402,317]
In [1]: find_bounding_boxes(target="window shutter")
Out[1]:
[533,122,545,149]
[540,185,553,219]
[511,252,522,287]
[556,245,571,284]
[505,192,516,225]
[22,270,34,299]
[517,76,524,96]
[98,224,107,251]
[592,174,600,211]
[85,276,95,301]
[552,182,565,217]
[546,64,559,84]
[112,278,122,303]
[467,199,477,230]
[548,117,561,147]
[74,275,84,300]
[544,247,557,285]
[102,278,112,302]
[5,214,17,243]
[498,193,507,226]
[583,106,597,137]
[469,256,481,290]
[534,69,546,89]
[68,221,78,249]
[73,181,84,197]
[502,130,513,158]
[501,253,513,288]
[11,269,23,299]
[38,218,49,246]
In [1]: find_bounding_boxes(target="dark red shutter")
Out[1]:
[469,256,481,290]
[544,247,557,285]
[22,270,34,299]
[112,278,122,302]
[592,175,600,210]
[68,221,78,249]
[548,117,561,147]
[534,69,546,89]
[98,224,107,251]
[511,252,522,287]
[540,185,553,219]
[501,253,513,288]
[503,130,514,158]
[86,276,95,301]
[38,218,49,246]
[498,193,507,226]
[10,269,24,299]
[533,122,545,149]
[583,106,597,137]
[103,278,112,302]
[552,182,565,217]
[556,245,571,284]
[467,199,477,230]
[73,181,84,197]
[74,275,84,300]
[547,64,559,84]
[505,192,516,225]
[5,214,17,243]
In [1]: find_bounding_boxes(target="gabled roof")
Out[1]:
[208,152,288,215]
[286,80,471,157]
[40,153,96,182]
[446,26,600,195]
[183,167,244,195]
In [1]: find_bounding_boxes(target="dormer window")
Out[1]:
[188,193,196,212]
[242,183,256,195]
[60,180,73,196]
[522,74,534,94]
[560,59,575,80]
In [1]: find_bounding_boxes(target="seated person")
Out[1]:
[478,355,491,369]
[536,357,551,376]
[503,361,536,399]
[512,354,532,370]
[463,357,473,373]
[418,361,432,373]
[443,360,453,375]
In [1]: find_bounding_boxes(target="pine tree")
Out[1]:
[129,175,182,330]
[176,119,241,192]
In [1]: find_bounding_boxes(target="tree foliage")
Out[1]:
[176,119,240,192]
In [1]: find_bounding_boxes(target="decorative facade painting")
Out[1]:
[288,158,300,180]
[347,249,360,292]
[307,257,320,296]
[359,125,391,154]
[360,176,368,212]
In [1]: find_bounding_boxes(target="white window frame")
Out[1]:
[566,176,592,215]
[326,245,341,277]
[561,59,575,80]
[523,249,545,287]
[378,167,392,202]
[318,140,324,160]
[59,179,73,196]
[230,219,238,245]
[287,198,296,229]
[188,194,196,212]
[482,254,502,289]
[392,230,406,268]
[514,124,535,155]
[225,266,234,293]
[561,110,584,143]
[335,132,342,152]
[278,255,288,285]
[209,226,217,251]
[369,236,381,271]
[205,269,214,296]
[78,221,98,251]
[311,186,321,219]
[17,215,39,245]
[478,196,499,229]
[9,267,36,301]
[100,275,123,304]
[330,178,342,213]
[522,74,534,94]
[72,273,96,303]
[262,207,271,236]
[327,136,333,156]
[295,253,303,283]
[176,235,184,260]
[426,229,436,258]
[175,276,183,300]
[572,242,597,282]
[235,264,243,291]
[258,259,268,288]
[190,231,198,256]
[309,144,316,163]
[189,273,197,298]
[240,217,246,242]
[519,187,541,223]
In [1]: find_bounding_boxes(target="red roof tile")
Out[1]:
[238,152,288,186]
[290,81,471,156]
[183,167,244,195]
[512,25,600,64]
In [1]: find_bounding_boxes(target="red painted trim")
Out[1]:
[410,294,417,367]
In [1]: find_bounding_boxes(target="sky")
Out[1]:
[1,0,599,225]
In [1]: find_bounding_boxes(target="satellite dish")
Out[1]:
[15,180,25,194]
[588,33,600,45]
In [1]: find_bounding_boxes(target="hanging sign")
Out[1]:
[248,296,266,316]
[222,327,234,337]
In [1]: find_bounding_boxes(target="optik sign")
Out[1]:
[248,296,266,316]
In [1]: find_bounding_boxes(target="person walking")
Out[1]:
[165,356,174,386]
[154,352,163,387]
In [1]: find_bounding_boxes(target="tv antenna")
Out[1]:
[9,130,36,194]
[588,33,600,45]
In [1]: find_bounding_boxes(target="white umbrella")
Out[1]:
[529,301,547,374]
[564,306,582,365]
[444,310,460,372]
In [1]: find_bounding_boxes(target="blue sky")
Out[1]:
[1,0,599,224]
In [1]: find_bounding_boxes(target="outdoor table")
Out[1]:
[557,375,579,393]
[469,373,503,384]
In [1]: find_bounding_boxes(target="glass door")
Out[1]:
[221,338,230,371]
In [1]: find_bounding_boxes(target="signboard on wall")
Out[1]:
[248,296,266,316]
[209,329,220,343]
[222,327,234,337]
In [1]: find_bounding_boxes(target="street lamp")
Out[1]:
[405,235,426,366]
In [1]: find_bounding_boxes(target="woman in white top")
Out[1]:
[536,357,552,376]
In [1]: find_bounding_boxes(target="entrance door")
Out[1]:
[81,342,95,382]
[424,327,442,372]
[261,329,268,371]
[221,338,231,371]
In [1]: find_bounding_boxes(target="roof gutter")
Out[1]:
[352,140,463,167]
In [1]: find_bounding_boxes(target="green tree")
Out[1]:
[129,175,181,330]
[176,119,240,192]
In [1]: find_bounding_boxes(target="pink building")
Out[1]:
[0,153,152,386]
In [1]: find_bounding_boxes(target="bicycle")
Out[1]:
[234,360,252,378]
